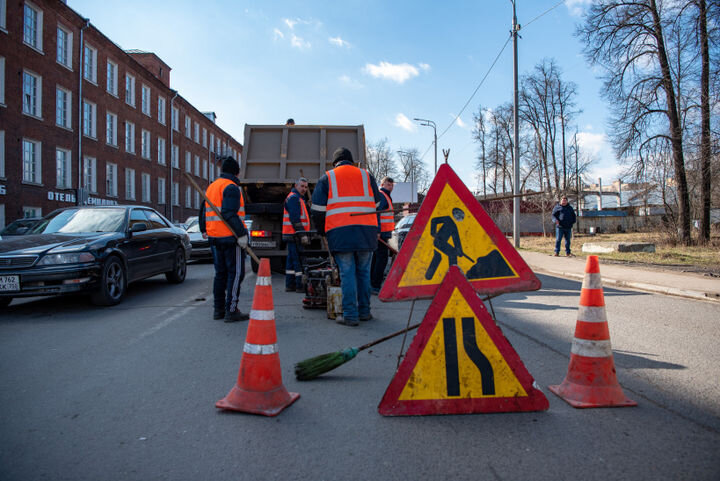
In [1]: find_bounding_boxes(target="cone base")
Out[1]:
[216,385,300,417]
[549,383,636,409]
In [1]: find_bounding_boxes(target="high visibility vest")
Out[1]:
[325,165,377,232]
[379,190,394,233]
[204,177,246,238]
[282,191,310,234]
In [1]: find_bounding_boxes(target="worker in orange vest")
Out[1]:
[371,176,395,294]
[310,147,383,326]
[199,156,249,322]
[282,177,310,292]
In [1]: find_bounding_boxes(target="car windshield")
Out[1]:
[31,208,126,234]
[186,220,200,233]
[397,215,415,229]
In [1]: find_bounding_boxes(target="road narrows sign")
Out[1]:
[379,163,540,302]
[378,266,549,416]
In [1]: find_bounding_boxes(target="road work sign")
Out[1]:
[378,164,540,302]
[378,266,548,416]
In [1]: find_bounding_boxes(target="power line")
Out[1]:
[524,0,566,29]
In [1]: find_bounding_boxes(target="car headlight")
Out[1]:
[37,252,95,265]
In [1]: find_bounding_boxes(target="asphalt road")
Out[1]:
[1,261,719,480]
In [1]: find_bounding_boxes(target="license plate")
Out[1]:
[0,275,20,292]
[250,241,277,249]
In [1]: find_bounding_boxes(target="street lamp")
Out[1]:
[413,118,437,174]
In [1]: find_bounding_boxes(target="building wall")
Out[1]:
[0,0,242,226]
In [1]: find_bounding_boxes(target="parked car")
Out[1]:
[0,217,43,236]
[185,218,212,261]
[390,213,416,252]
[0,206,191,307]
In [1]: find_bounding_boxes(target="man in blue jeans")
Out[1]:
[552,196,577,257]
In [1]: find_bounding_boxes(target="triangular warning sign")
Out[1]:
[378,266,548,416]
[379,163,540,302]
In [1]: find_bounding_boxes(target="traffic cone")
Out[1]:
[549,255,637,408]
[216,258,300,416]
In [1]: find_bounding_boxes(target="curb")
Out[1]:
[528,266,720,304]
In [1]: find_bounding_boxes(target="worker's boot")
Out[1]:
[224,310,249,323]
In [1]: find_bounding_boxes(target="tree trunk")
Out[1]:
[698,0,712,243]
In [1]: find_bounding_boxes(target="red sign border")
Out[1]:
[378,265,549,416]
[379,163,540,302]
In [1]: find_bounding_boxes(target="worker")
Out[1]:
[286,118,295,126]
[311,147,383,326]
[371,176,395,294]
[199,156,250,322]
[282,177,310,292]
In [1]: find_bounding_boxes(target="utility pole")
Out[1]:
[511,0,521,247]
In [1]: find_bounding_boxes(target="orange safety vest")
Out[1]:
[379,190,394,233]
[204,177,246,238]
[325,165,377,232]
[282,191,310,234]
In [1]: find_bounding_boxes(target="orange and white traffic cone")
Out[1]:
[549,255,637,408]
[216,258,300,416]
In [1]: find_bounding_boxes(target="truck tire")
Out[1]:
[251,258,259,273]
[0,297,12,308]
[250,256,285,274]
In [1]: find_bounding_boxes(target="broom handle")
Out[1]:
[356,293,500,352]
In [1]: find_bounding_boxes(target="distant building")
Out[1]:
[0,0,242,226]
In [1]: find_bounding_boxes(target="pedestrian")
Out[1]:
[311,147,383,326]
[552,195,577,257]
[286,118,295,126]
[371,177,395,294]
[282,177,311,292]
[199,156,250,322]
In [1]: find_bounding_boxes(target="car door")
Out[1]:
[142,209,176,273]
[123,208,158,280]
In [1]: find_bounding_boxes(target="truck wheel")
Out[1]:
[0,297,12,308]
[165,248,187,284]
[270,256,285,274]
[251,258,259,273]
[91,256,126,306]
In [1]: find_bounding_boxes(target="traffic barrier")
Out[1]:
[549,255,637,408]
[216,258,300,416]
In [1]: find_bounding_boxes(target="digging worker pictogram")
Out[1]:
[282,177,310,292]
[425,207,470,280]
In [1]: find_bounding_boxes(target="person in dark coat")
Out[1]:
[551,196,577,257]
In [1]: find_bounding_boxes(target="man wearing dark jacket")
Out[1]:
[371,177,394,294]
[311,147,383,326]
[282,177,310,292]
[551,196,577,257]
[199,156,250,322]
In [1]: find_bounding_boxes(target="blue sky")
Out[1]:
[70,0,618,189]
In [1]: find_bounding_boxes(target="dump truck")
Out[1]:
[239,124,367,273]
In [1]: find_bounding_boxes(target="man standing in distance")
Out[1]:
[552,196,577,257]
[199,156,250,322]
[282,177,310,292]
[311,147,383,326]
[371,177,394,295]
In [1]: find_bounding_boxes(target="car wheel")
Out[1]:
[91,256,126,306]
[165,248,187,283]
[0,297,12,308]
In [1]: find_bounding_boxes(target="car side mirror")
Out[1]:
[129,222,148,235]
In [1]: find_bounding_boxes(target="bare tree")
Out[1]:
[397,148,430,193]
[366,138,397,181]
[472,106,488,197]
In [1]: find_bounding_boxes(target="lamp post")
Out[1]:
[413,118,437,174]
[510,0,521,248]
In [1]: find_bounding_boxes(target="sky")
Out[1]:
[69,0,620,190]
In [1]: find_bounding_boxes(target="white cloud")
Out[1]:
[329,36,351,48]
[339,75,363,89]
[273,28,284,40]
[453,115,468,129]
[283,18,297,29]
[363,62,425,84]
[394,113,416,132]
[577,131,623,181]
[291,34,311,49]
[565,0,592,17]
[418,63,431,72]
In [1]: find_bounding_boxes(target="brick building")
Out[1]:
[0,0,242,227]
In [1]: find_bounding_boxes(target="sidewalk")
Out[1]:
[519,249,720,303]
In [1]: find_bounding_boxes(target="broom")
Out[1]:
[294,322,421,380]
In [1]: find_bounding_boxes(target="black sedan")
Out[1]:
[0,206,191,307]
[185,218,212,261]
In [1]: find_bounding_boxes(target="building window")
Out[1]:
[194,155,199,176]
[56,25,72,68]
[141,129,151,159]
[125,168,136,200]
[22,70,42,118]
[106,60,118,96]
[23,2,43,51]
[185,185,192,208]
[22,139,41,184]
[171,144,179,168]
[141,173,151,203]
[185,116,191,138]
[202,160,208,179]
[210,133,214,153]
[106,163,118,197]
[216,138,221,154]
[0,57,5,105]
[0,131,5,178]
[172,182,179,206]
[56,86,71,129]
[83,156,97,193]
[202,128,207,148]
[194,122,199,143]
[172,106,179,131]
[157,137,166,165]
[106,112,117,146]
[158,177,166,205]
[0,0,6,31]
[125,74,135,106]
[141,84,151,116]
[83,43,97,84]
[125,121,135,153]
[158,96,166,125]
[185,151,191,172]
[194,191,200,210]
[82,100,97,139]
[56,148,72,189]
[23,206,41,218]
